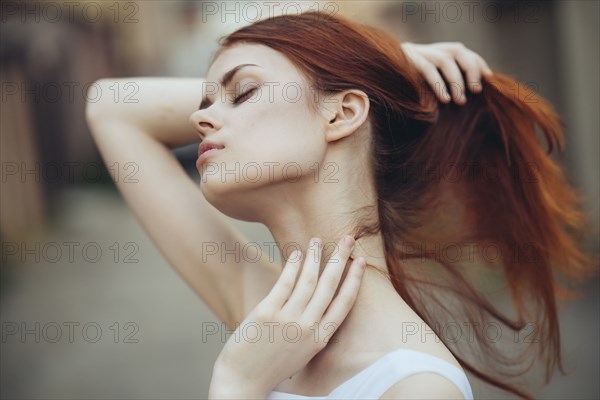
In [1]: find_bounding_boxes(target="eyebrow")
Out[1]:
[199,63,260,110]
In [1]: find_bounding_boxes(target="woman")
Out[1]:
[86,11,595,400]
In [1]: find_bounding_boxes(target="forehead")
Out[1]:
[207,43,302,82]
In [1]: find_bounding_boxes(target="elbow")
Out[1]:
[84,79,111,132]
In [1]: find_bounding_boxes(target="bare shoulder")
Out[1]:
[383,306,464,369]
[380,372,466,400]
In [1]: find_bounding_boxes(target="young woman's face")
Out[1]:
[189,43,329,211]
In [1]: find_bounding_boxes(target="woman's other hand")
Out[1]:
[401,41,494,105]
[208,236,366,399]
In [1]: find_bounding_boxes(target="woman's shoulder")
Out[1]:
[332,314,466,389]
[347,334,463,376]
[361,302,464,370]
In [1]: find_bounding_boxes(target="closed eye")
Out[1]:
[233,87,258,105]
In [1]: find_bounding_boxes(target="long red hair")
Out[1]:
[219,11,598,399]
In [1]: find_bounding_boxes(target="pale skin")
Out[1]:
[85,42,492,399]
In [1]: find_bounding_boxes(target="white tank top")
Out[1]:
[266,348,474,399]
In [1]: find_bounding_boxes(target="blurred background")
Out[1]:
[1,0,598,398]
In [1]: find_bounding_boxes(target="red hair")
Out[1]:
[219,11,598,398]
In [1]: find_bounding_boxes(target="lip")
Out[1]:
[196,143,224,167]
[198,141,224,157]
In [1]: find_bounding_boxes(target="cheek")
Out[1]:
[238,97,324,163]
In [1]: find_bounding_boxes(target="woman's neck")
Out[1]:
[260,161,385,267]
[262,192,405,351]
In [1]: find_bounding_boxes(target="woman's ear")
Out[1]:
[323,89,370,143]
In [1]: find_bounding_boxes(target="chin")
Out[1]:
[199,175,235,200]
[199,178,263,222]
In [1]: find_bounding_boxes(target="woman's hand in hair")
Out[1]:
[401,41,493,105]
[208,236,365,399]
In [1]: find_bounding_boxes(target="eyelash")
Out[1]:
[232,87,258,105]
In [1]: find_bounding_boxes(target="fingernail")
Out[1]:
[289,249,300,260]
[344,235,355,248]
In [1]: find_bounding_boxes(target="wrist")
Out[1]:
[209,362,268,400]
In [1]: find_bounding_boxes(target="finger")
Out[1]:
[400,42,416,58]
[304,235,355,321]
[265,249,303,309]
[319,257,366,339]
[455,52,483,94]
[283,237,322,313]
[438,59,467,105]
[447,42,493,79]
[477,55,494,77]
[420,63,451,104]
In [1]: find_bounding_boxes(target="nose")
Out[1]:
[189,109,221,139]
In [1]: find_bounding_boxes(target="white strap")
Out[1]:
[268,348,474,400]
[329,348,473,399]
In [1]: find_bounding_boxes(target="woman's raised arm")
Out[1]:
[86,77,202,147]
[85,78,282,330]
